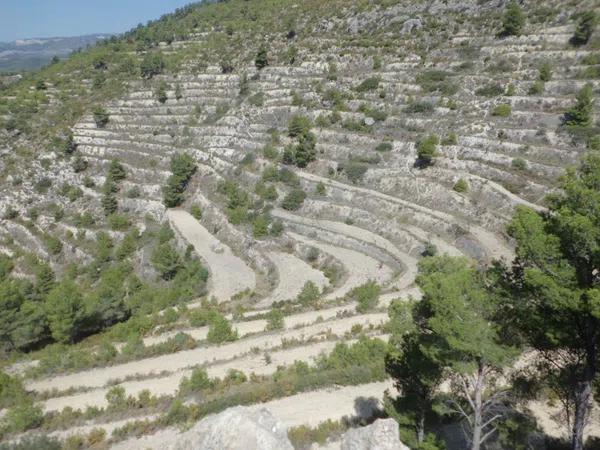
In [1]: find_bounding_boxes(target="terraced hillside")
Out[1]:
[1,0,599,449]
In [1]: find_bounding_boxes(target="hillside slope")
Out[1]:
[0,0,599,448]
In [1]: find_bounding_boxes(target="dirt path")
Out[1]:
[273,209,418,290]
[41,339,351,412]
[28,313,388,394]
[166,209,255,302]
[109,381,394,450]
[288,232,394,299]
[142,301,362,348]
[256,251,329,308]
[296,172,514,263]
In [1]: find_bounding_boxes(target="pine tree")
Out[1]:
[501,1,525,37]
[507,151,600,450]
[413,256,518,450]
[564,83,594,127]
[572,11,598,46]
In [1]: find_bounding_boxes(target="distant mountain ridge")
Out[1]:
[0,34,111,72]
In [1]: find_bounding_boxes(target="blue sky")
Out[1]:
[0,0,197,42]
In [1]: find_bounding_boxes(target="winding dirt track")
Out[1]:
[27,313,388,394]
[256,251,329,308]
[109,381,395,450]
[167,209,256,302]
[288,232,394,299]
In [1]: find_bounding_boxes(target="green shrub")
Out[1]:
[297,281,320,307]
[512,158,528,171]
[341,119,370,133]
[501,0,525,36]
[207,314,238,344]
[422,242,438,257]
[253,215,270,238]
[255,46,269,70]
[140,52,165,78]
[416,70,458,95]
[93,107,109,128]
[262,144,279,160]
[375,142,392,152]
[492,103,512,117]
[403,101,434,114]
[528,80,545,95]
[453,178,469,193]
[155,80,168,104]
[563,84,594,127]
[344,162,368,184]
[190,204,202,220]
[151,243,182,280]
[572,11,597,46]
[248,92,265,107]
[581,54,600,65]
[265,308,285,331]
[3,398,43,433]
[475,83,504,97]
[288,115,312,137]
[281,188,306,211]
[163,153,197,207]
[538,62,552,82]
[355,77,380,92]
[416,135,439,166]
[179,367,213,395]
[441,133,458,146]
[351,281,381,313]
[107,213,131,231]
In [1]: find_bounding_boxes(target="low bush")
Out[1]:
[206,314,238,344]
[350,281,381,313]
[375,142,392,152]
[492,103,512,117]
[281,188,306,211]
[355,77,380,92]
[475,83,504,97]
[403,101,434,114]
[453,178,469,193]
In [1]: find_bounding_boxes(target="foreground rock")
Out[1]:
[168,406,293,450]
[341,418,409,450]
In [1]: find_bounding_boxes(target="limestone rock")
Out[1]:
[341,419,409,450]
[401,18,422,34]
[168,406,293,450]
[364,117,376,126]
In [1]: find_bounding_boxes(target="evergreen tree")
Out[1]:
[501,1,525,37]
[207,313,238,343]
[255,46,268,70]
[385,299,444,445]
[414,256,518,450]
[507,151,600,450]
[45,280,83,343]
[108,159,127,182]
[564,83,595,127]
[151,243,183,280]
[572,11,598,46]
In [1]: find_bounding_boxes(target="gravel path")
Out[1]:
[141,302,360,348]
[297,172,514,263]
[273,209,418,290]
[109,381,394,450]
[28,313,388,394]
[256,251,329,308]
[288,232,393,299]
[167,209,256,302]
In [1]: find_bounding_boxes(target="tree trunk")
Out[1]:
[571,375,594,450]
[416,410,425,444]
[471,364,484,450]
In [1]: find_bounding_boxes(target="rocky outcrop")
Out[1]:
[168,406,293,450]
[341,419,409,450]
